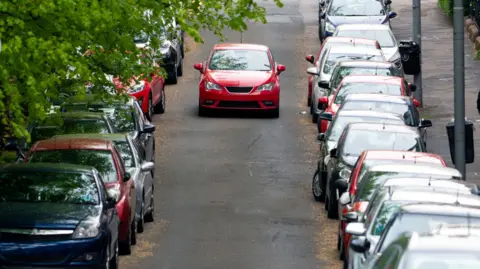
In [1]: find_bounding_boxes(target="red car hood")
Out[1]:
[207,70,273,87]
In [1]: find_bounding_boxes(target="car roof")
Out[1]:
[428,224,480,237]
[53,133,129,142]
[328,46,382,55]
[336,24,391,31]
[337,60,394,68]
[344,93,411,103]
[64,94,137,106]
[324,36,379,45]
[213,43,269,51]
[369,164,462,178]
[336,110,404,120]
[364,151,445,164]
[387,187,475,202]
[339,75,402,84]
[0,163,94,174]
[409,234,480,251]
[347,122,418,134]
[383,178,475,193]
[31,137,113,151]
[400,203,480,217]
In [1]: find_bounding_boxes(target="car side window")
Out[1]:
[364,195,384,227]
[97,173,109,201]
[318,50,329,71]
[134,139,146,161]
[113,147,126,176]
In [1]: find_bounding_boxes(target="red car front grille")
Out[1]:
[217,101,261,108]
[226,87,253,93]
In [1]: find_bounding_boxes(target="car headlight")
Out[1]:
[72,217,100,239]
[205,81,222,91]
[257,82,274,91]
[128,80,145,94]
[325,21,335,32]
[339,168,352,180]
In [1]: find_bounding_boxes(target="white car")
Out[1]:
[306,46,385,123]
[333,24,402,71]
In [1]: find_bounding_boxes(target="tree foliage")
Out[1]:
[0,0,283,140]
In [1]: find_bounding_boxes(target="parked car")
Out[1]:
[313,110,406,201]
[316,75,417,132]
[193,43,286,118]
[61,94,157,163]
[25,137,137,255]
[371,231,480,269]
[53,133,156,233]
[348,202,480,269]
[333,24,402,70]
[322,123,427,219]
[305,37,381,106]
[306,47,386,122]
[339,94,430,145]
[0,163,120,268]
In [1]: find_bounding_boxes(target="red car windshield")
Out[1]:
[334,82,402,104]
[208,49,271,71]
[29,149,118,183]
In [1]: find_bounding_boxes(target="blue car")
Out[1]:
[0,163,120,268]
[318,0,396,42]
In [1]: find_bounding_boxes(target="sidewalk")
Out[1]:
[392,0,480,182]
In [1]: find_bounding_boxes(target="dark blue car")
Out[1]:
[0,163,120,268]
[318,0,396,41]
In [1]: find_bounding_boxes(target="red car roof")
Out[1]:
[340,75,403,85]
[31,138,113,151]
[213,43,269,51]
[364,150,446,166]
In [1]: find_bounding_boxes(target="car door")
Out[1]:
[134,102,154,162]
[114,147,136,224]
[132,139,154,211]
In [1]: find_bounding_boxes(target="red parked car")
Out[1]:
[193,43,286,118]
[305,37,381,106]
[317,75,419,133]
[336,150,446,263]
[25,137,137,255]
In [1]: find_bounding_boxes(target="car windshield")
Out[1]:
[62,105,135,133]
[328,0,385,16]
[113,140,135,167]
[0,171,99,205]
[334,83,402,104]
[405,251,480,269]
[342,130,422,156]
[335,29,396,47]
[208,49,271,71]
[326,116,403,142]
[380,213,480,252]
[332,66,401,89]
[31,119,111,145]
[323,53,384,74]
[341,100,415,126]
[28,150,118,183]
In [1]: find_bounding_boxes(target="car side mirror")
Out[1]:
[413,98,420,107]
[194,63,204,73]
[307,67,319,76]
[142,123,156,133]
[305,55,315,64]
[346,222,367,236]
[335,178,348,192]
[277,64,286,74]
[319,112,332,121]
[318,81,329,89]
[419,119,432,128]
[342,211,359,223]
[141,162,155,172]
[350,236,370,253]
[339,192,351,205]
[388,11,397,18]
[408,83,417,92]
[385,0,392,5]
[107,188,120,203]
[317,133,325,142]
[123,172,131,182]
[330,148,337,158]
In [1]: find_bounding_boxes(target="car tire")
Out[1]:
[177,58,183,77]
[198,105,209,117]
[137,194,145,233]
[310,102,314,115]
[308,96,312,107]
[339,239,345,260]
[166,64,178,84]
[109,241,119,269]
[270,107,280,118]
[312,112,318,123]
[154,87,166,114]
[312,169,325,202]
[318,25,323,42]
[131,220,137,246]
[327,185,338,219]
[119,224,132,255]
[146,95,154,121]
[145,187,155,222]
[337,233,341,250]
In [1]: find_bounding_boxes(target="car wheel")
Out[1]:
[327,185,339,219]
[339,239,345,260]
[131,219,137,246]
[308,96,312,107]
[167,64,178,84]
[137,194,145,233]
[312,169,324,202]
[318,25,323,42]
[108,240,119,269]
[310,102,314,115]
[343,253,348,269]
[154,87,166,114]
[337,233,341,250]
[270,107,280,118]
[146,95,153,121]
[198,105,209,117]
[177,58,183,77]
[119,223,132,255]
[312,112,318,123]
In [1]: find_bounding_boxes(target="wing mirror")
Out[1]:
[319,112,332,121]
[141,162,155,172]
[346,222,367,236]
[307,67,319,76]
[305,55,315,64]
[330,148,337,158]
[107,188,120,204]
[413,98,420,107]
[123,172,131,182]
[419,119,432,128]
[339,192,351,205]
[318,81,329,89]
[142,123,156,133]
[342,211,359,223]
[388,11,397,18]
[277,64,286,74]
[385,0,392,5]
[335,178,348,192]
[350,236,370,253]
[317,133,325,142]
[194,63,204,73]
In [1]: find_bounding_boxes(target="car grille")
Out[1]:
[0,232,72,243]
[4,253,66,263]
[217,101,261,108]
[225,87,253,93]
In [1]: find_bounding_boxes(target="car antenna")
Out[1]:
[454,186,461,205]
[428,176,432,186]
[467,211,471,236]
[240,31,243,43]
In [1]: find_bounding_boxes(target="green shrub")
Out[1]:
[438,0,470,17]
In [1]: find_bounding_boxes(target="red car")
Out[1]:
[336,150,446,262]
[25,138,137,255]
[305,37,381,106]
[193,43,286,118]
[317,75,419,133]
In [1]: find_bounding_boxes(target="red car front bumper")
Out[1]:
[199,90,279,110]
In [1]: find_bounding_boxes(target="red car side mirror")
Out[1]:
[305,55,315,64]
[413,98,420,107]
[319,96,328,104]
[193,63,204,73]
[277,64,286,74]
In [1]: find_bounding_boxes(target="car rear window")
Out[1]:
[334,83,402,104]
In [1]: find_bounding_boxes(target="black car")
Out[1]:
[0,163,120,268]
[339,94,432,147]
[323,122,426,219]
[60,94,156,163]
[313,110,405,202]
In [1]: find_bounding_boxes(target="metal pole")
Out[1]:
[412,0,423,106]
[240,32,244,43]
[453,0,466,177]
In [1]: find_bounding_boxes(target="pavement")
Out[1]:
[117,0,480,268]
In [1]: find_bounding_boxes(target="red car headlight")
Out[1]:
[257,82,274,91]
[205,81,222,91]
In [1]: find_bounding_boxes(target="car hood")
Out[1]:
[327,16,387,26]
[382,47,400,61]
[0,202,101,229]
[207,70,273,87]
